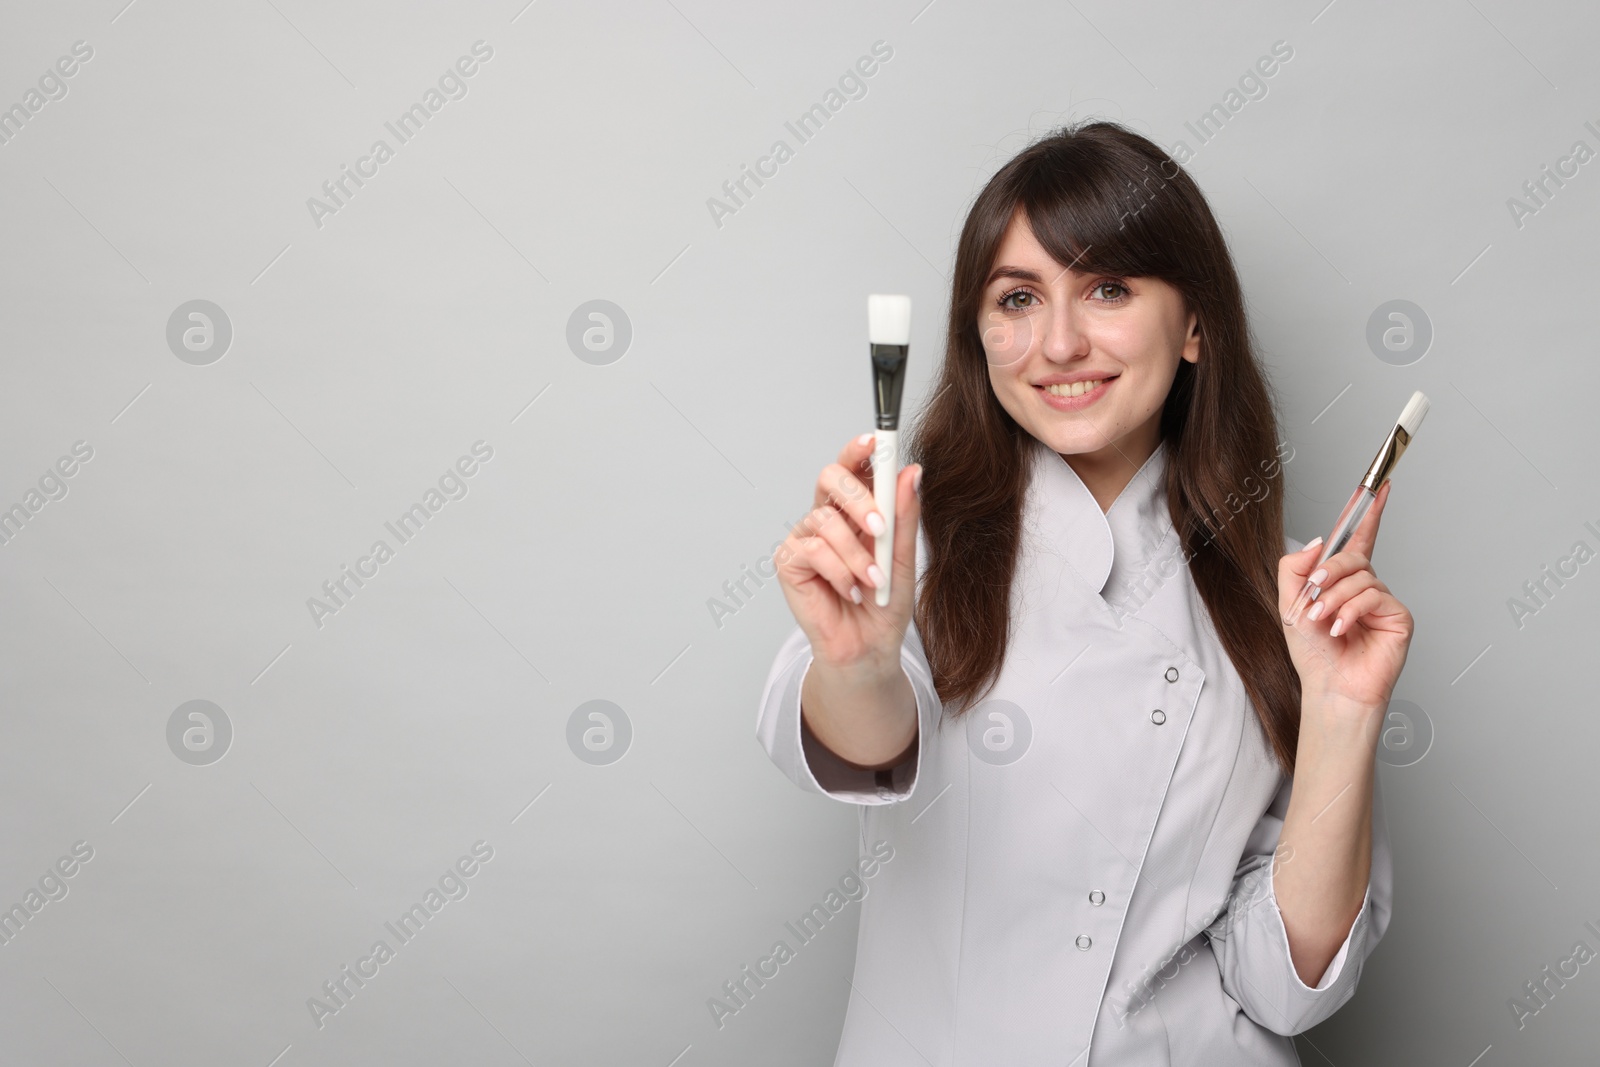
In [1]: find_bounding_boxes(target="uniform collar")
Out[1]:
[1024,435,1174,601]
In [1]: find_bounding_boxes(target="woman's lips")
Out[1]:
[1035,376,1116,411]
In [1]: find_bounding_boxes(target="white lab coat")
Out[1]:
[755,435,1392,1065]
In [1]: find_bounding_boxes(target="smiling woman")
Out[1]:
[760,118,1409,1065]
[977,213,1202,511]
[917,123,1302,752]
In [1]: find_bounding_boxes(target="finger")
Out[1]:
[1298,552,1372,625]
[1278,537,1328,616]
[888,464,922,613]
[1303,569,1379,626]
[835,430,878,472]
[1298,546,1372,609]
[787,514,866,605]
[807,498,884,593]
[1325,585,1390,638]
[1282,536,1326,577]
[822,433,878,509]
[817,457,886,542]
[1344,479,1391,561]
[773,531,856,618]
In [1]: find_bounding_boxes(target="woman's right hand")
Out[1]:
[774,432,922,680]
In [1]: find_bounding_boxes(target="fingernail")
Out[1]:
[1307,601,1324,621]
[1303,535,1323,552]
[865,511,886,536]
[867,564,886,588]
[850,584,862,604]
[1309,568,1327,587]
[1329,617,1345,637]
[913,466,923,494]
[857,432,875,446]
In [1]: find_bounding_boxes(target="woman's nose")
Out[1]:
[1040,303,1087,361]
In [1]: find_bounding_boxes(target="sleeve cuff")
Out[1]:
[790,652,927,804]
[1267,873,1374,993]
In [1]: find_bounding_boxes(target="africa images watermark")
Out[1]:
[0,39,95,148]
[1104,438,1296,622]
[1505,117,1600,230]
[705,40,894,230]
[1505,518,1600,630]
[306,840,495,1030]
[706,502,819,630]
[706,839,895,1030]
[305,441,494,630]
[706,439,887,630]
[0,840,96,950]
[1164,39,1295,168]
[1089,38,1293,240]
[0,439,95,547]
[305,40,495,229]
[1506,914,1600,1032]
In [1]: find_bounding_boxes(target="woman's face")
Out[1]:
[979,208,1199,467]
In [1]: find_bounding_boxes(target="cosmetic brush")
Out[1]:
[867,294,912,608]
[1284,389,1430,626]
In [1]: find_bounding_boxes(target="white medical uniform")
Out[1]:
[755,435,1392,1065]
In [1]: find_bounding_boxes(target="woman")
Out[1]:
[756,120,1410,1064]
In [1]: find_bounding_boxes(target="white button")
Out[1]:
[1076,934,1093,950]
[1089,890,1105,906]
[1150,709,1166,725]
[1165,667,1179,682]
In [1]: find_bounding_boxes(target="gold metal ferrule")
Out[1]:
[1360,424,1412,492]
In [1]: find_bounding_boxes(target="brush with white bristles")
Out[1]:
[867,295,912,607]
[1284,390,1430,626]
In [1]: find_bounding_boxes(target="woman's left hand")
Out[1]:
[1279,479,1415,714]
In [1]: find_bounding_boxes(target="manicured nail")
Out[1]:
[867,564,886,588]
[857,432,875,446]
[865,511,886,536]
[850,584,862,604]
[1303,535,1323,552]
[913,466,923,494]
[1309,568,1327,587]
[1329,617,1345,637]
[1307,601,1325,621]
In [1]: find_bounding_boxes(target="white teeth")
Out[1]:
[1043,378,1108,398]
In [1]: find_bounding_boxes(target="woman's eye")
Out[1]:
[1093,282,1129,301]
[1000,289,1037,309]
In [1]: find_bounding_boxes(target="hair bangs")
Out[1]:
[1013,148,1179,282]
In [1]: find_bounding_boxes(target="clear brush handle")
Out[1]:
[1283,483,1375,626]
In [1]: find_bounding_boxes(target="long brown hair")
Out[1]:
[908,119,1303,774]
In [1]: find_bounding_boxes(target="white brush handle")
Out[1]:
[872,428,897,607]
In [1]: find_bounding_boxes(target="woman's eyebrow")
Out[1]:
[985,263,1093,287]
[985,265,1044,286]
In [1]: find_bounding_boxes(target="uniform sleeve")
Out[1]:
[753,613,943,806]
[1203,767,1394,1036]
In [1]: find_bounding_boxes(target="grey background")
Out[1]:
[1,0,1595,1064]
